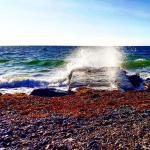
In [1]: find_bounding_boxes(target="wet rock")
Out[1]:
[30,88,68,97]
[128,74,144,87]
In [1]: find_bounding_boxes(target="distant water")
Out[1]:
[0,46,149,94]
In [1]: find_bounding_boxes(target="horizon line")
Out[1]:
[0,44,150,47]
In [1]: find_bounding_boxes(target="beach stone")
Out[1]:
[20,133,27,139]
[30,88,68,97]
[145,78,150,91]
[91,94,100,99]
[38,138,49,147]
[147,86,150,91]
[5,130,13,136]
[85,127,94,133]
[87,140,99,150]
[53,145,69,150]
[135,143,142,149]
[128,74,143,87]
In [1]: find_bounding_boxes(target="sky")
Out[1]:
[0,0,150,46]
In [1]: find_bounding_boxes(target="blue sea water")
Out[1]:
[0,46,149,93]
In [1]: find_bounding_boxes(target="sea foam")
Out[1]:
[48,47,123,89]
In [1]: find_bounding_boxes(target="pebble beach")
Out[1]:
[0,88,150,150]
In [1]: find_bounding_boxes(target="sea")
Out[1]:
[0,46,149,94]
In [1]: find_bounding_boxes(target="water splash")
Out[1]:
[66,46,122,69]
[49,47,123,89]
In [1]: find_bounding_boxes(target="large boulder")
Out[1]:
[30,88,70,97]
[128,74,144,87]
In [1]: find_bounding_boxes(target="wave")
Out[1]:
[0,79,49,88]
[22,59,65,67]
[0,58,66,68]
[122,59,150,69]
[127,54,142,59]
[0,58,11,63]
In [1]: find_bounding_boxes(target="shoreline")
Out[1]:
[0,88,150,149]
[0,88,149,118]
[0,88,150,117]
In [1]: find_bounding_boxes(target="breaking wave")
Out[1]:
[0,58,11,63]
[0,79,49,88]
[122,59,150,69]
[22,59,65,68]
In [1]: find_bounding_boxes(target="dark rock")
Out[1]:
[135,143,142,149]
[87,140,99,150]
[30,88,69,97]
[128,74,143,87]
[85,127,94,133]
[20,133,27,139]
[91,94,100,99]
[2,137,12,147]
[38,138,49,148]
[0,93,2,96]
[53,145,69,150]
[6,130,13,136]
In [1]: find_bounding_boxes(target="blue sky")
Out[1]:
[0,0,150,45]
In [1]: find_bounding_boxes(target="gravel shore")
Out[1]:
[0,89,150,149]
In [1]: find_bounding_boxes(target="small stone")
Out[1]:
[21,132,27,138]
[45,144,50,150]
[91,94,100,99]
[87,140,99,150]
[135,143,142,149]
[85,127,94,133]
